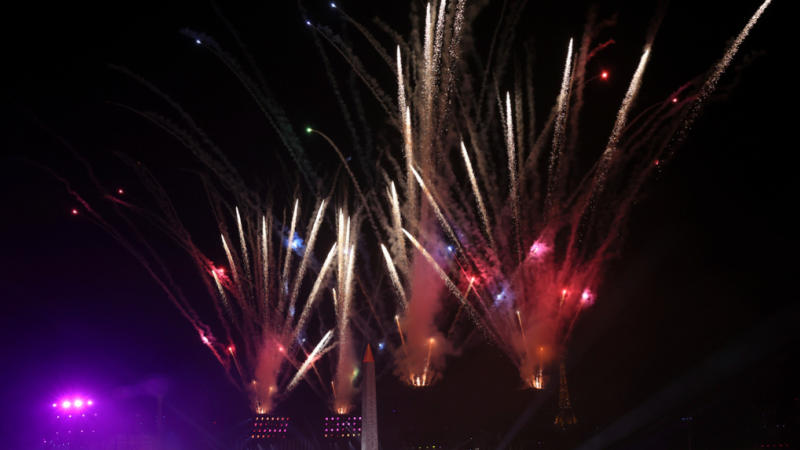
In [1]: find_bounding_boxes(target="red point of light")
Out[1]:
[201,335,210,345]
[71,209,79,215]
[601,70,609,80]
[278,344,285,353]
[117,188,125,195]
[671,97,678,104]
[228,345,235,354]
[562,289,568,296]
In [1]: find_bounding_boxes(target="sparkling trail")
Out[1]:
[286,329,334,391]
[460,141,495,251]
[286,200,327,320]
[235,206,250,277]
[381,243,408,309]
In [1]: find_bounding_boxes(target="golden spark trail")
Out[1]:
[286,329,334,391]
[286,200,327,320]
[229,346,246,385]
[220,234,241,287]
[516,309,527,344]
[381,243,408,309]
[685,0,772,132]
[432,0,448,85]
[388,181,407,271]
[422,337,434,386]
[290,243,337,343]
[342,244,357,322]
[599,47,652,175]
[402,106,416,221]
[423,2,434,115]
[260,215,270,308]
[505,92,521,261]
[280,199,300,307]
[396,48,416,221]
[445,277,474,338]
[395,314,407,352]
[411,167,463,254]
[235,206,250,277]
[460,141,496,252]
[333,212,358,412]
[211,270,231,313]
[402,228,474,313]
[546,38,574,209]
[336,210,345,289]
[397,46,407,119]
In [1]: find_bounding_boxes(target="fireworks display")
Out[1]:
[309,0,774,392]
[50,0,773,430]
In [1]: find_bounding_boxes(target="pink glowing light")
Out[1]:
[61,400,71,409]
[581,289,595,305]
[74,399,84,408]
[70,209,79,215]
[528,240,550,258]
[117,188,125,195]
[87,400,93,406]
[201,334,210,345]
[562,289,568,296]
[671,97,678,103]
[601,70,609,80]
[211,266,226,278]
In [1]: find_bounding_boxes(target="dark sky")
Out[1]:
[0,1,794,449]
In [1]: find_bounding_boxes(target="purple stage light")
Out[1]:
[74,399,84,408]
[61,400,71,409]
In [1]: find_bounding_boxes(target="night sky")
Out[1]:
[0,1,794,449]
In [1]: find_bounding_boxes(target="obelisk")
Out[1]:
[361,344,378,449]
